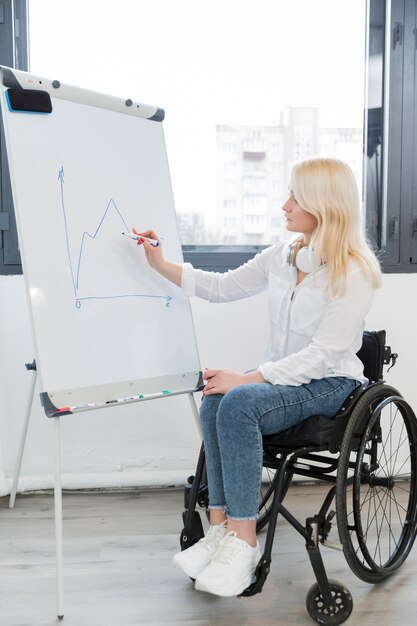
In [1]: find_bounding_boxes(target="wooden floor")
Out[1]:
[1,483,416,626]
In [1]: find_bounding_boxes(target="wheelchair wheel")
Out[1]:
[306,579,353,625]
[336,385,417,583]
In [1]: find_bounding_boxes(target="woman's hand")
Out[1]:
[132,227,182,286]
[132,227,164,270]
[203,368,266,396]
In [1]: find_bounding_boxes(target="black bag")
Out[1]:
[356,330,386,382]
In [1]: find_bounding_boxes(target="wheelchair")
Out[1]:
[179,330,417,625]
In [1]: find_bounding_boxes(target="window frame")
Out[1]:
[364,0,417,273]
[0,0,29,275]
[183,246,265,272]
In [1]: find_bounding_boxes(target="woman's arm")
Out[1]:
[135,228,281,302]
[181,244,280,303]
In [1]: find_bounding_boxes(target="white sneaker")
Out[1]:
[195,531,262,597]
[172,522,227,579]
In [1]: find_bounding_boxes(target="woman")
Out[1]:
[133,157,382,598]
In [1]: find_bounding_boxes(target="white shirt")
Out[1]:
[181,241,375,386]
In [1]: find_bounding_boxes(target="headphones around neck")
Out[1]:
[286,241,319,274]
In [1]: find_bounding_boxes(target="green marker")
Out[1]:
[162,390,171,395]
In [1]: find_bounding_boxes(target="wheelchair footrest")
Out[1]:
[180,511,204,550]
[239,557,271,597]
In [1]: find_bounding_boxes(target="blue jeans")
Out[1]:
[199,377,358,520]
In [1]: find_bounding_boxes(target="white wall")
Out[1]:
[0,272,416,496]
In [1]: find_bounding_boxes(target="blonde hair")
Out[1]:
[291,157,382,297]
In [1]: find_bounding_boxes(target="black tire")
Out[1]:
[305,579,353,625]
[336,384,417,583]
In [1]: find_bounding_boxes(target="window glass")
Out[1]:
[29,0,366,246]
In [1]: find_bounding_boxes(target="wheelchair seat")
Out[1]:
[262,384,364,452]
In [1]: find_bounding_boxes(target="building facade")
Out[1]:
[215,107,363,245]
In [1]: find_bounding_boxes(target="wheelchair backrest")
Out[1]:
[356,330,386,383]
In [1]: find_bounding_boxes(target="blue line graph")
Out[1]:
[58,166,172,308]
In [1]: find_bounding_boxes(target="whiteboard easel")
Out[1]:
[1,65,204,618]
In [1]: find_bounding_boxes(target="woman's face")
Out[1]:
[282,191,318,241]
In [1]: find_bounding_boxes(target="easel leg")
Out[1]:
[54,416,64,619]
[188,392,202,439]
[9,369,37,508]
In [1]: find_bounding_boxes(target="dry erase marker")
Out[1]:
[122,232,160,247]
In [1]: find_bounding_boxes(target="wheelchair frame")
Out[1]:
[179,331,417,625]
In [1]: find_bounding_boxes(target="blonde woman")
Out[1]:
[134,157,382,597]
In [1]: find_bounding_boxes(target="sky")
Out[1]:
[27,0,367,220]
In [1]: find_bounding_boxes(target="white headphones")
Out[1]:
[286,241,319,274]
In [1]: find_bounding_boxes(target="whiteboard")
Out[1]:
[0,67,202,415]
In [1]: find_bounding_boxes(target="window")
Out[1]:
[2,1,374,272]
